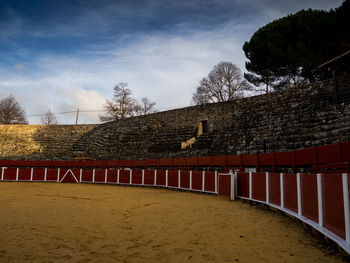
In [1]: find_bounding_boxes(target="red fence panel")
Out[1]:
[132,170,142,185]
[94,169,106,183]
[186,157,198,167]
[133,160,145,167]
[33,168,45,181]
[242,154,256,166]
[119,160,132,168]
[159,158,172,167]
[317,144,340,164]
[119,170,131,184]
[144,170,155,185]
[106,169,117,183]
[173,158,186,167]
[322,174,345,239]
[342,141,350,162]
[145,159,158,167]
[18,168,31,181]
[80,161,95,168]
[283,173,298,213]
[46,168,59,181]
[301,173,318,222]
[192,171,203,191]
[72,169,81,183]
[3,167,17,180]
[227,155,240,166]
[198,156,211,166]
[168,170,178,188]
[81,169,93,183]
[269,173,281,206]
[60,169,79,183]
[275,151,294,166]
[252,172,266,202]
[237,172,249,198]
[204,171,216,192]
[259,153,274,166]
[156,170,166,186]
[212,156,226,166]
[180,170,190,189]
[296,148,315,166]
[218,173,230,197]
[105,160,119,168]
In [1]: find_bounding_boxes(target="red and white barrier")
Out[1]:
[0,167,219,195]
[235,171,350,255]
[1,165,349,254]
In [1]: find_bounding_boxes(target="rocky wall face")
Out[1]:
[0,125,97,160]
[1,75,350,161]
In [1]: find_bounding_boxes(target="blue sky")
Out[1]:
[0,0,343,124]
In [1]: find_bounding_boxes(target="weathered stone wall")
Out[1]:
[0,125,97,160]
[72,75,350,159]
[1,75,350,160]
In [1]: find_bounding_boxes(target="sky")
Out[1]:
[0,0,343,124]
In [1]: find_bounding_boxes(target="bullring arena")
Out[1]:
[1,76,350,262]
[0,182,346,263]
[0,162,349,262]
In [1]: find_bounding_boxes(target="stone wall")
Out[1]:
[0,125,97,160]
[72,75,350,159]
[1,75,350,160]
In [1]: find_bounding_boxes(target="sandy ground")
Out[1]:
[0,182,346,263]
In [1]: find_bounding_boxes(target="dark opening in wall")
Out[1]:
[198,120,208,136]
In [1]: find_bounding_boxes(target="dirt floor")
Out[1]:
[0,182,346,263]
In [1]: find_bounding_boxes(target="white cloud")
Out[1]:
[13,64,25,70]
[0,21,252,123]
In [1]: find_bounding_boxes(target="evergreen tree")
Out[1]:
[243,0,350,91]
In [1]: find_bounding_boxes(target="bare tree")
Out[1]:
[136,97,158,116]
[192,61,251,105]
[0,95,28,124]
[99,82,139,122]
[40,109,58,125]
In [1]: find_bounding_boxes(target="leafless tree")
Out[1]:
[0,95,28,124]
[99,82,139,122]
[136,97,158,116]
[40,109,58,125]
[192,61,251,105]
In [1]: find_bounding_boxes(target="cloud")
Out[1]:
[2,0,342,125]
[13,64,25,70]
[56,87,106,124]
[0,21,251,124]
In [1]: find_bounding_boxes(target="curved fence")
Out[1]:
[235,172,350,254]
[0,166,220,194]
[1,166,349,254]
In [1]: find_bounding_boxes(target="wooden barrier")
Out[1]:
[1,164,349,255]
[235,171,350,255]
